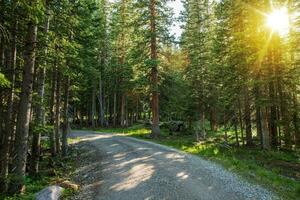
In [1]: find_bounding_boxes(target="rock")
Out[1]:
[35,185,64,200]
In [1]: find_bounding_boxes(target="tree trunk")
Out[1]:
[49,65,57,156]
[278,80,291,149]
[254,85,263,148]
[98,75,105,127]
[120,93,126,127]
[10,21,37,194]
[244,86,252,146]
[293,94,300,147]
[92,85,96,128]
[0,14,17,193]
[269,81,278,148]
[113,91,117,127]
[136,96,139,122]
[150,0,160,137]
[210,106,217,131]
[62,77,70,157]
[55,69,61,153]
[238,99,245,146]
[234,114,239,147]
[30,4,50,175]
[262,107,270,150]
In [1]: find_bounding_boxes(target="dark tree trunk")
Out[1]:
[254,84,263,148]
[49,65,57,156]
[10,21,37,194]
[120,94,126,127]
[30,4,50,175]
[238,99,245,146]
[98,75,105,127]
[55,69,61,153]
[113,91,117,127]
[92,85,96,128]
[62,77,70,157]
[278,80,291,149]
[269,81,278,148]
[293,94,300,147]
[244,86,252,146]
[0,13,17,193]
[210,106,217,131]
[262,107,270,150]
[234,114,239,147]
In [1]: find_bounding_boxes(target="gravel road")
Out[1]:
[70,130,277,200]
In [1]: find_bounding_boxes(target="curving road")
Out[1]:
[70,130,277,200]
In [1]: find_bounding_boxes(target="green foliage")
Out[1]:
[0,72,10,87]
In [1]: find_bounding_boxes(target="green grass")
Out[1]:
[94,124,300,200]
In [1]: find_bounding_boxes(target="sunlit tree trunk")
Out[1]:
[150,0,160,137]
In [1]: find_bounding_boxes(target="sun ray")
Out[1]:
[258,30,274,67]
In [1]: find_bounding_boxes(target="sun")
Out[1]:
[267,7,290,35]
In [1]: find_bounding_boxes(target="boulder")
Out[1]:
[35,185,64,200]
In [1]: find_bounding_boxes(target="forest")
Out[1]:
[0,0,300,199]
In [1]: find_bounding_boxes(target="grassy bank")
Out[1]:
[94,124,300,200]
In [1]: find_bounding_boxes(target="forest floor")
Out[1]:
[67,129,278,200]
[89,124,300,200]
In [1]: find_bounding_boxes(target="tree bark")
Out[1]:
[0,13,17,193]
[49,65,57,156]
[149,0,160,137]
[113,91,117,127]
[262,107,270,150]
[62,77,70,157]
[210,106,217,131]
[98,75,105,127]
[92,85,96,128]
[120,93,126,127]
[269,81,278,148]
[244,86,252,146]
[30,3,50,175]
[10,21,37,194]
[55,69,61,153]
[293,93,300,147]
[238,99,245,146]
[254,84,263,148]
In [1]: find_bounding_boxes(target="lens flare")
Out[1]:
[267,7,289,35]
